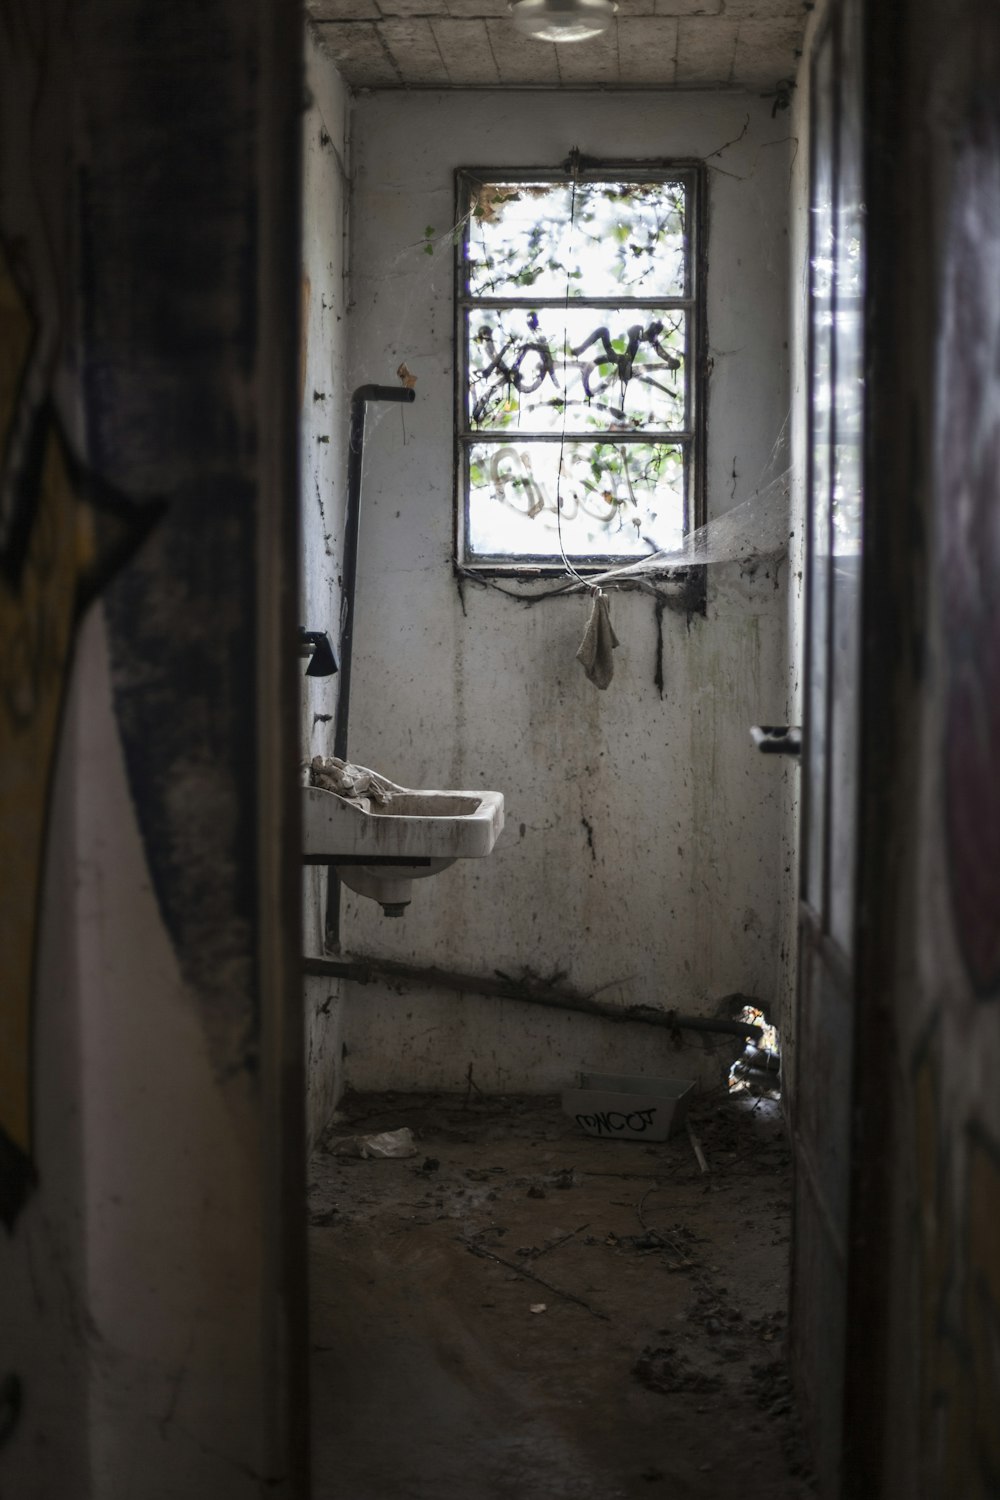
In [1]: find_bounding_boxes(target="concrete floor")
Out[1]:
[309,1089,813,1499]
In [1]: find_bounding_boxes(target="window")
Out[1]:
[455,161,704,572]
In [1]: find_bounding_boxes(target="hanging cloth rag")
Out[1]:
[575,589,619,690]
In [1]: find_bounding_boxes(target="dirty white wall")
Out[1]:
[3,613,280,1494]
[301,28,351,1147]
[337,91,794,1094]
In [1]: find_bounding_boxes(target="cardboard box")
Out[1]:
[562,1072,695,1143]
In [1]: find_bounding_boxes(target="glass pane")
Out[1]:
[466,439,686,560]
[828,0,865,955]
[467,306,686,435]
[805,37,835,916]
[464,179,688,301]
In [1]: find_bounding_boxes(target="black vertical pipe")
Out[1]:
[326,383,415,950]
[334,384,415,762]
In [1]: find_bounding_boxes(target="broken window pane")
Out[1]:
[458,167,701,568]
[466,179,688,301]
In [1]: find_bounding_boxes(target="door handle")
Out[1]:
[750,724,802,757]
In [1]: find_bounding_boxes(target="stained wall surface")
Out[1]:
[844,1,1000,1493]
[336,91,795,1093]
[301,29,351,1149]
[0,2,305,1493]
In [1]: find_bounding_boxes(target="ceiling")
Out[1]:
[307,0,808,91]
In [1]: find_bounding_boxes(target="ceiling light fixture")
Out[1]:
[509,0,617,43]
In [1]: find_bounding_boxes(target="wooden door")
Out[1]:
[791,0,866,1490]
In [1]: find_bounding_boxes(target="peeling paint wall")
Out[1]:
[0,2,305,1493]
[301,28,351,1149]
[337,91,794,1095]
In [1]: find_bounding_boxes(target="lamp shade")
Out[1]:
[509,0,617,42]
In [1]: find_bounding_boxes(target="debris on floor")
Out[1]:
[310,1087,814,1500]
[730,1006,783,1098]
[634,1344,722,1395]
[328,1126,417,1159]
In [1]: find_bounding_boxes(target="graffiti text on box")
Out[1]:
[576,1108,658,1136]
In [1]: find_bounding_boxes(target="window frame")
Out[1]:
[453,159,708,577]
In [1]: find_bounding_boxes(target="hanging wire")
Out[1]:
[553,154,596,592]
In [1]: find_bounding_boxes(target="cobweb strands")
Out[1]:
[587,469,793,588]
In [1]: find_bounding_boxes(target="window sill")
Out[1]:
[452,558,707,614]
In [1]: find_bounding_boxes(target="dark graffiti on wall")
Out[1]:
[1,0,269,1236]
[79,0,262,1084]
[0,238,75,1225]
[0,3,166,1229]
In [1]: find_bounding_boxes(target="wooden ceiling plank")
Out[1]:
[731,15,802,84]
[724,0,805,17]
[652,0,722,13]
[379,16,452,81]
[617,15,678,84]
[554,25,621,85]
[308,0,381,21]
[484,19,562,83]
[312,1,802,89]
[675,14,737,83]
[444,0,514,17]
[379,0,450,14]
[312,21,402,83]
[431,17,503,82]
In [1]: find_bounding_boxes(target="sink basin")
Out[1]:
[303,762,504,915]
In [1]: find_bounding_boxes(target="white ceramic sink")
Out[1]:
[303,763,504,915]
